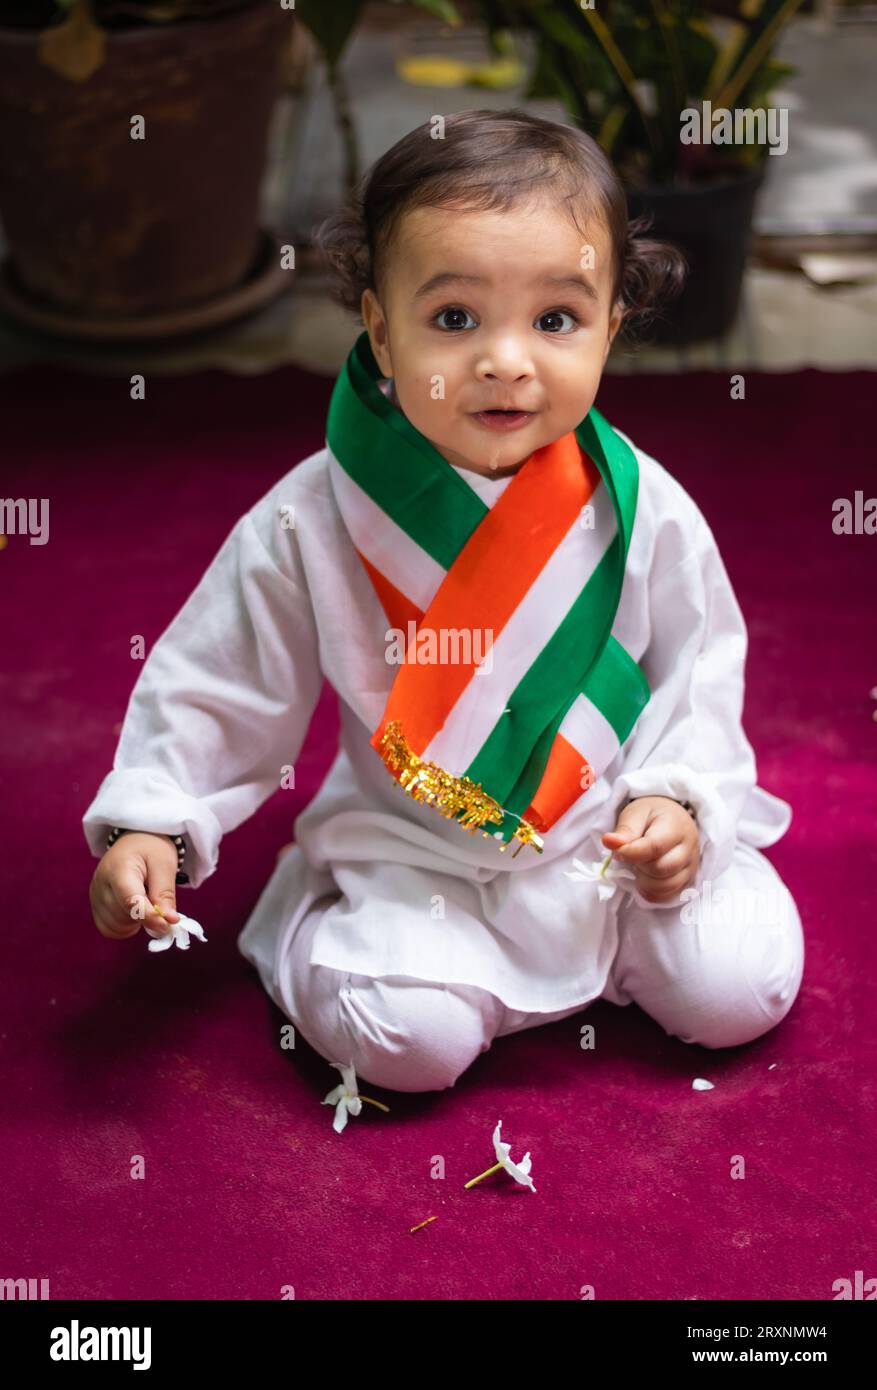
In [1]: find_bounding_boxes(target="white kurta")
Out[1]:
[82,429,793,1014]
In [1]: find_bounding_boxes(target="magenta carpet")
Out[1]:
[2,362,874,1300]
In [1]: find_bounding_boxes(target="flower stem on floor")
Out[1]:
[464,1161,504,1188]
[359,1095,390,1113]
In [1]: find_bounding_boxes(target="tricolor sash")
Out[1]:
[326,330,650,855]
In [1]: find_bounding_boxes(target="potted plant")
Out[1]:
[0,0,291,339]
[456,0,805,344]
[0,0,463,339]
[295,0,463,196]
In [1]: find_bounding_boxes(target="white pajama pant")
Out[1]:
[276,840,804,1094]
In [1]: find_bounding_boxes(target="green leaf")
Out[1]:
[712,0,806,110]
[521,37,565,101]
[597,102,630,157]
[392,0,464,23]
[520,28,577,105]
[738,55,797,108]
[296,0,365,74]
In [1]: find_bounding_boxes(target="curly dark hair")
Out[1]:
[312,108,686,340]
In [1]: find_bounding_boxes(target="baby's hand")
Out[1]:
[89,831,182,941]
[601,795,700,904]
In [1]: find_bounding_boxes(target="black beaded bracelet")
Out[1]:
[106,826,190,885]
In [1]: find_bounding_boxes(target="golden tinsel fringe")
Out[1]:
[377,719,544,856]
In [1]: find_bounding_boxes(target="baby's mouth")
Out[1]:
[471,408,536,432]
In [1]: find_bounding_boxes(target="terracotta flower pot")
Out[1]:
[0,4,288,325]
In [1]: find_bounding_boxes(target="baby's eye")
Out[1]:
[434,306,477,331]
[535,309,578,333]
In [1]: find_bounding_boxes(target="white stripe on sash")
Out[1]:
[555,689,621,783]
[328,450,445,612]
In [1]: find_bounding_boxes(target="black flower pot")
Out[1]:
[626,162,766,346]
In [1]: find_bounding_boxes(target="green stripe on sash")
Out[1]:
[587,636,651,743]
[336,337,484,567]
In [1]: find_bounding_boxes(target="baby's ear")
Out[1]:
[606,297,624,348]
[360,290,393,376]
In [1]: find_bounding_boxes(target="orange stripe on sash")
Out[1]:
[524,734,596,833]
[358,549,424,633]
[377,433,600,752]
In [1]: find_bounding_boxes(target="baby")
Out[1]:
[85,109,804,1093]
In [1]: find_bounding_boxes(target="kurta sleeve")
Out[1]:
[81,498,323,890]
[606,503,791,902]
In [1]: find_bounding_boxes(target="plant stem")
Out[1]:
[359,1095,390,1113]
[326,60,359,196]
[464,1161,504,1188]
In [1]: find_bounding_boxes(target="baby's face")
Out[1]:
[361,196,623,476]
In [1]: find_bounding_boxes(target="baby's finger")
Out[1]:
[91,868,147,940]
[136,895,180,936]
[93,897,141,941]
[614,817,677,865]
[602,800,652,851]
[143,864,180,932]
[634,864,695,903]
[634,843,692,882]
[111,866,174,938]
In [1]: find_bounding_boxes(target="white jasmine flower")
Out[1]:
[565,852,624,901]
[323,1061,362,1134]
[145,912,207,953]
[321,1060,390,1134]
[464,1120,537,1193]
